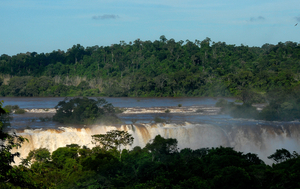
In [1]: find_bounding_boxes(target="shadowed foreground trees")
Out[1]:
[15,131,300,189]
[145,134,178,161]
[0,101,36,188]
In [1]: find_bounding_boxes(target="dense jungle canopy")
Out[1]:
[0,36,300,97]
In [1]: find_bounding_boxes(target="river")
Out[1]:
[3,97,233,129]
[2,97,300,164]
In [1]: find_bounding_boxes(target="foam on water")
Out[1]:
[13,122,300,165]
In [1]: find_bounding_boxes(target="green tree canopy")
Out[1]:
[92,130,134,151]
[0,101,35,188]
[53,97,119,125]
[145,135,178,161]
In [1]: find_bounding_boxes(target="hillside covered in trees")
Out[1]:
[0,36,300,97]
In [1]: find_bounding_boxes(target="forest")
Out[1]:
[0,36,300,98]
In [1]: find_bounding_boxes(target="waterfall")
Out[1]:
[13,122,300,165]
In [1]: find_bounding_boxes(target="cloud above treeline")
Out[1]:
[92,14,120,20]
[250,16,265,22]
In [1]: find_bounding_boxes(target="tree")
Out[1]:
[92,130,134,151]
[51,145,80,169]
[0,77,3,86]
[92,130,134,160]
[237,88,256,105]
[0,101,34,188]
[268,148,299,163]
[212,166,252,189]
[159,35,167,43]
[21,148,51,166]
[145,135,178,161]
[53,97,119,125]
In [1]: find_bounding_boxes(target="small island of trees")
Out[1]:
[53,97,121,125]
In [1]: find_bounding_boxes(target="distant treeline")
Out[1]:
[1,36,300,97]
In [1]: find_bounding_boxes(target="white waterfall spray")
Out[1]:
[13,122,300,164]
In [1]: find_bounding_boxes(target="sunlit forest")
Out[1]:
[1,36,300,97]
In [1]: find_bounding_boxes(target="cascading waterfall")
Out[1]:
[13,122,300,165]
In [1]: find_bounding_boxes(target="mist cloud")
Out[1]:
[250,16,265,22]
[92,14,120,20]
[295,16,300,22]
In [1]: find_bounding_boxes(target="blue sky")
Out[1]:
[1,0,299,55]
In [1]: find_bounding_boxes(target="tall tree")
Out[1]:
[92,130,134,160]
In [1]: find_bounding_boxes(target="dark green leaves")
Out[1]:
[92,130,134,151]
[53,97,119,125]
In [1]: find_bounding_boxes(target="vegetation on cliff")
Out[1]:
[0,36,299,97]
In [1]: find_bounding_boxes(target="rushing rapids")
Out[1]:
[3,97,298,165]
[13,121,300,165]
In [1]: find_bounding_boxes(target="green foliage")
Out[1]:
[237,88,265,105]
[1,38,300,97]
[22,148,51,165]
[53,97,119,125]
[114,107,126,114]
[219,102,260,119]
[14,108,26,114]
[268,148,299,164]
[0,101,35,188]
[165,109,170,113]
[51,145,80,168]
[12,132,300,189]
[92,130,134,152]
[145,135,178,161]
[178,104,182,107]
[3,105,20,113]
[259,87,300,121]
[222,87,300,121]
[1,106,12,129]
[212,166,252,189]
[25,76,54,96]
